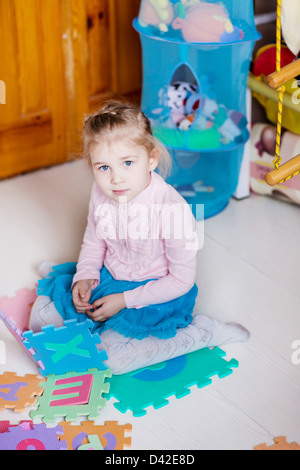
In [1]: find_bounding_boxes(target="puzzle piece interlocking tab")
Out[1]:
[254,436,300,450]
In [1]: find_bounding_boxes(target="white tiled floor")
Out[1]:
[0,160,299,450]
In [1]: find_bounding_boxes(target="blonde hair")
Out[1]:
[82,100,172,180]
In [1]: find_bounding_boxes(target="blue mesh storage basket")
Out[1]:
[134,0,260,218]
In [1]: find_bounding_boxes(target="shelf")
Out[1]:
[152,125,249,154]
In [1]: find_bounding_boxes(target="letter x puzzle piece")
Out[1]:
[254,436,300,450]
[0,372,46,412]
[23,319,108,376]
[30,368,112,423]
[107,347,239,417]
[58,420,132,450]
[0,422,67,450]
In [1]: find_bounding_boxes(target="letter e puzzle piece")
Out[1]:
[23,319,108,376]
[0,372,46,412]
[30,368,112,423]
[107,347,239,417]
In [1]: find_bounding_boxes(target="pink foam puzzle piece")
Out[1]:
[0,288,38,361]
[0,422,11,433]
[0,287,37,333]
[0,421,33,434]
[50,373,94,407]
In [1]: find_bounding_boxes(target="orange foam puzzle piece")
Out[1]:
[0,372,45,413]
[254,436,300,450]
[58,420,132,450]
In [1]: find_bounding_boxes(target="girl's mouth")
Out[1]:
[113,190,128,196]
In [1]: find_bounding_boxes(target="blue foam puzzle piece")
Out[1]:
[106,347,239,417]
[23,319,108,376]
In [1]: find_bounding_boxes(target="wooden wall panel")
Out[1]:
[0,111,52,177]
[14,0,47,114]
[61,0,89,157]
[42,0,67,165]
[109,0,142,95]
[87,0,111,97]
[0,0,20,125]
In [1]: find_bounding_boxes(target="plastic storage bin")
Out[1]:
[134,0,260,218]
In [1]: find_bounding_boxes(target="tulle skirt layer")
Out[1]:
[36,262,198,340]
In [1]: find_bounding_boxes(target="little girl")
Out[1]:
[30,100,249,374]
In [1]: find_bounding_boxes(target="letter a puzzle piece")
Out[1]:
[58,420,132,450]
[77,434,103,450]
[30,368,112,423]
[107,347,238,417]
[0,372,46,412]
[23,319,108,376]
[0,372,45,413]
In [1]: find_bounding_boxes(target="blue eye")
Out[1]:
[124,161,132,167]
[99,165,109,172]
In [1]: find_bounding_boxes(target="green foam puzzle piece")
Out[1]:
[30,368,112,423]
[107,347,238,417]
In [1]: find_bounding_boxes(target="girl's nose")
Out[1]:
[111,171,125,185]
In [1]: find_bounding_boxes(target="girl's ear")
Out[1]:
[149,148,160,172]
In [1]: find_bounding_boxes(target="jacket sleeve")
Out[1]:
[123,202,198,308]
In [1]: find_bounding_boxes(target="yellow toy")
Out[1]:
[264,0,300,186]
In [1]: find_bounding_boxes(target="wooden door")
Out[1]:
[0,0,68,179]
[0,0,141,180]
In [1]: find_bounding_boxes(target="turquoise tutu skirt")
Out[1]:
[36,263,198,340]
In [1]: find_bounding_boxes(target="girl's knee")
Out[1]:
[29,296,64,332]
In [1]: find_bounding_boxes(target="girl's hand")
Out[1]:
[72,279,95,313]
[87,293,126,322]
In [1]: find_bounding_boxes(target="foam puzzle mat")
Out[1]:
[0,286,241,450]
[0,420,132,450]
[107,347,239,417]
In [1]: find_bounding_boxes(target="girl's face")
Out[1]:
[89,137,158,203]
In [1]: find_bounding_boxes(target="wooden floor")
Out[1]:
[0,160,299,450]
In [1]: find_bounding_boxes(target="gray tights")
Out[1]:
[29,295,249,375]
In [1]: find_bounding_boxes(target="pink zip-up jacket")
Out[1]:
[73,171,198,309]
